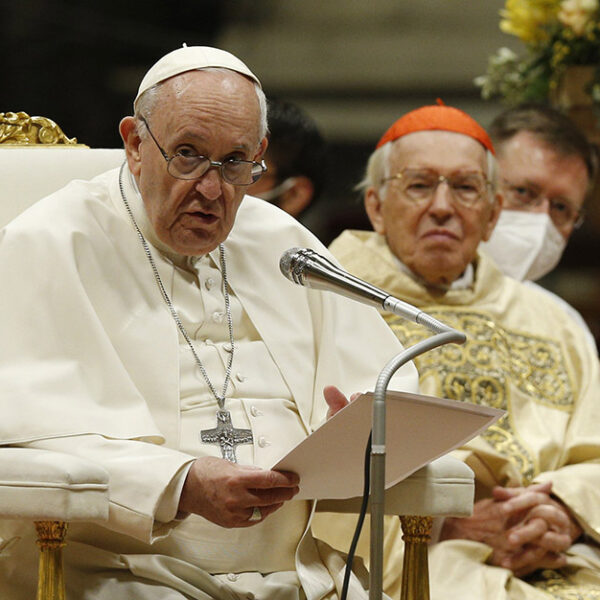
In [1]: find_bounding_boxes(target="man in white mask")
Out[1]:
[480,104,596,350]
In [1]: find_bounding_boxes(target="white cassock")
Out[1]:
[0,165,418,600]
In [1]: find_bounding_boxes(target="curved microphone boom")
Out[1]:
[280,247,467,600]
[280,247,465,338]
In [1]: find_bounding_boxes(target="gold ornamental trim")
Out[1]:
[400,516,432,600]
[35,520,67,600]
[34,520,68,549]
[0,111,85,146]
[400,515,433,543]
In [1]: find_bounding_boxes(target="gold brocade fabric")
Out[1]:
[526,568,600,600]
[386,308,574,484]
[316,229,600,600]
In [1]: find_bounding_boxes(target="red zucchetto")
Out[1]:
[376,99,495,155]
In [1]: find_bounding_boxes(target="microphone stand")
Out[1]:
[279,247,467,598]
[369,327,466,600]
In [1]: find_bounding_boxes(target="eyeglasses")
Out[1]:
[139,117,266,186]
[381,168,491,208]
[501,180,585,229]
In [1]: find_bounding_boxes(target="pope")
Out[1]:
[0,46,418,600]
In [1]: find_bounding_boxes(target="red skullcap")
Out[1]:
[376,100,495,155]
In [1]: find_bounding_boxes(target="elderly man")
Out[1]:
[0,47,418,600]
[314,104,600,599]
[481,103,597,350]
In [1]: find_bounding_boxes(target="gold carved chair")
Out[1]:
[0,449,109,600]
[316,454,474,600]
[0,112,125,223]
[0,112,475,600]
[0,112,122,600]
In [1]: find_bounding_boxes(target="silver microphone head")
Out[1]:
[279,247,315,285]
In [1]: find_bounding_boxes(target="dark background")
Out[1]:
[3,1,599,348]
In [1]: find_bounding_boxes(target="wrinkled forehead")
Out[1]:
[389,130,488,172]
[152,70,262,138]
[157,69,257,109]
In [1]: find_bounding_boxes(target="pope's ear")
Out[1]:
[255,136,268,161]
[364,187,386,234]
[119,116,142,177]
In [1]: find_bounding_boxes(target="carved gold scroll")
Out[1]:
[0,112,81,145]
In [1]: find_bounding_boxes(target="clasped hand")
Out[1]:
[441,481,582,577]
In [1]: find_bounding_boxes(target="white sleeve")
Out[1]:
[20,434,195,543]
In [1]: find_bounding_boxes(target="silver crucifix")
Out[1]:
[200,409,254,463]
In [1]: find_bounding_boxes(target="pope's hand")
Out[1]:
[178,457,300,528]
[323,385,361,419]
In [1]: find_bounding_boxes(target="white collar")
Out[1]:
[392,254,475,291]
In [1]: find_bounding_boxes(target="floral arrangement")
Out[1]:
[476,0,600,107]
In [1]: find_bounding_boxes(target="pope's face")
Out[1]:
[495,130,588,240]
[122,70,266,256]
[365,131,501,287]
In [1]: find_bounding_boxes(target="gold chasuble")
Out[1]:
[317,230,600,600]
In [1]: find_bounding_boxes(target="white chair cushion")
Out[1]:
[0,448,109,521]
[0,147,125,227]
[317,454,474,517]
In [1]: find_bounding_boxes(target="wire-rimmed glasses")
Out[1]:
[381,168,492,208]
[140,116,266,186]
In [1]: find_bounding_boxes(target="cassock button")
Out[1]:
[212,311,224,323]
[223,342,233,353]
[236,372,246,382]
[250,406,262,417]
[258,436,269,448]
[205,277,215,290]
[226,573,239,582]
[204,339,214,346]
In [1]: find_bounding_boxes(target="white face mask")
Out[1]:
[480,210,566,281]
[254,177,298,204]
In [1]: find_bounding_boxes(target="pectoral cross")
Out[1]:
[201,409,254,463]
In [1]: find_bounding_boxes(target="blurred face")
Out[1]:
[365,131,501,287]
[496,131,588,240]
[246,155,312,217]
[120,70,267,256]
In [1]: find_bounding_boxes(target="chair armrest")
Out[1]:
[0,447,109,522]
[316,455,473,517]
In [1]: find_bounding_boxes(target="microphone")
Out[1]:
[280,247,463,337]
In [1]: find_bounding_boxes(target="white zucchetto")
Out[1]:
[134,45,261,110]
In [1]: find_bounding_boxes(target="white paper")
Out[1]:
[271,390,503,500]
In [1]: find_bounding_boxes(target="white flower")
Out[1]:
[558,0,599,35]
[497,47,518,62]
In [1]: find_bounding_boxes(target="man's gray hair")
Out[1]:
[134,67,268,143]
[356,140,498,201]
